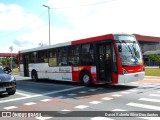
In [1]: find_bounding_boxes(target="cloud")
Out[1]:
[13,0,160,52]
[13,39,33,47]
[48,0,160,37]
[0,3,46,52]
[0,3,44,31]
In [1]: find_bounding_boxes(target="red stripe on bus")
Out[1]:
[71,34,114,45]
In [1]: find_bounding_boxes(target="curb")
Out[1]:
[144,76,160,79]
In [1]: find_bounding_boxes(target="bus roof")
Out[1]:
[20,41,71,53]
[20,33,132,53]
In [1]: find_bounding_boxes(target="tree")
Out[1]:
[147,54,160,68]
[1,57,18,68]
[13,56,18,68]
[1,58,10,67]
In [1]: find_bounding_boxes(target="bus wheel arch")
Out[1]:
[79,70,92,86]
[31,70,38,81]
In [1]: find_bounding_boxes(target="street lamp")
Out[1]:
[43,5,51,45]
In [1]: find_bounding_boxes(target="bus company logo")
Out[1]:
[59,67,71,72]
[62,77,71,80]
[134,74,139,77]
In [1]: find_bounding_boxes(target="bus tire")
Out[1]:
[32,71,38,82]
[80,71,92,86]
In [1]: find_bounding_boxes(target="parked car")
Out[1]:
[3,66,12,74]
[0,68,16,95]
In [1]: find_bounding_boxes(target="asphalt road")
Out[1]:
[0,75,160,120]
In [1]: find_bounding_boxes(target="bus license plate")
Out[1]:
[0,88,6,92]
[134,74,139,77]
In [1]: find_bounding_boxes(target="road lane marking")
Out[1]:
[88,89,97,92]
[150,94,160,97]
[89,101,101,104]
[139,98,160,103]
[61,109,71,111]
[4,106,17,110]
[36,117,53,120]
[15,92,31,97]
[139,117,160,120]
[0,96,30,104]
[128,89,138,92]
[67,93,77,96]
[0,86,84,104]
[127,102,160,110]
[40,99,52,102]
[79,91,87,94]
[130,82,139,84]
[56,96,64,99]
[24,102,36,105]
[91,117,114,120]
[121,91,130,94]
[112,109,126,111]
[74,105,88,109]
[101,97,113,100]
[112,94,122,97]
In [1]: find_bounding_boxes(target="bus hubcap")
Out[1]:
[83,75,89,83]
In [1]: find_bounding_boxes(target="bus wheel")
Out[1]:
[32,71,38,82]
[80,71,92,86]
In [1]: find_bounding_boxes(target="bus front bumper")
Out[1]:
[118,72,145,84]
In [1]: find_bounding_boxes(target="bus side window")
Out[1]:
[38,50,48,63]
[58,47,68,66]
[81,44,94,65]
[29,52,37,63]
[68,46,80,66]
[48,49,57,67]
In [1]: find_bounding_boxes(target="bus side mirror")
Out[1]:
[118,45,122,52]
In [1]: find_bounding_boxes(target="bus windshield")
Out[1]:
[115,35,143,66]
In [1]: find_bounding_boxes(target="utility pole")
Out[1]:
[9,46,13,70]
[43,5,51,45]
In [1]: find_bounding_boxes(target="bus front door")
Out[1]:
[23,54,29,77]
[98,44,112,83]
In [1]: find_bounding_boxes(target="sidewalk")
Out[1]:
[145,66,159,69]
[144,76,160,79]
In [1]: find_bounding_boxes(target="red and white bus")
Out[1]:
[19,33,145,86]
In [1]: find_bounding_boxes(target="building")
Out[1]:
[0,53,18,57]
[134,34,160,66]
[0,53,18,68]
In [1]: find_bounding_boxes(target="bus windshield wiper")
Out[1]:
[121,40,135,58]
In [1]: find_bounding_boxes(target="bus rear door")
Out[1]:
[23,54,29,77]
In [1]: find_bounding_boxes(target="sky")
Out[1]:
[0,0,160,53]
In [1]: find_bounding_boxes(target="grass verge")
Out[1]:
[145,68,160,76]
[12,68,19,75]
